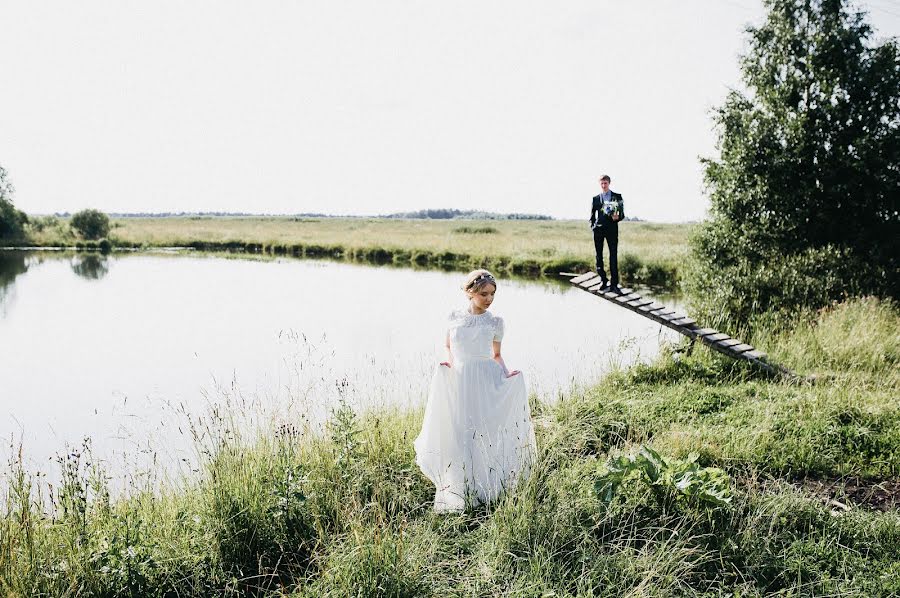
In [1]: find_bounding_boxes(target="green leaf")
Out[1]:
[637,446,664,483]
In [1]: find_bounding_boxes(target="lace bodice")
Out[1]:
[447,309,505,362]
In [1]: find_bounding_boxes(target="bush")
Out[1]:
[0,201,27,240]
[684,239,875,329]
[0,166,27,240]
[26,215,60,233]
[452,226,498,234]
[689,0,900,324]
[70,209,111,240]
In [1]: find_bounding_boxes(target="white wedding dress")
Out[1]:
[414,308,537,512]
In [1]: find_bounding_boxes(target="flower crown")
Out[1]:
[464,272,496,291]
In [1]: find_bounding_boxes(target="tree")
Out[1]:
[686,0,900,325]
[0,165,28,240]
[70,209,111,240]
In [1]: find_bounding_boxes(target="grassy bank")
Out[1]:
[2,298,898,596]
[17,217,691,288]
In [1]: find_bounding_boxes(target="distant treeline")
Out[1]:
[379,209,553,220]
[50,210,556,220]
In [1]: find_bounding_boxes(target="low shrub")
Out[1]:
[452,226,498,234]
[70,209,111,240]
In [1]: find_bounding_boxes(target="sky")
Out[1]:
[1,1,898,222]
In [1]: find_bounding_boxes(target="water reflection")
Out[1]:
[0,251,29,315]
[70,254,109,280]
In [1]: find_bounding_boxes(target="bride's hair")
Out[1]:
[462,269,497,294]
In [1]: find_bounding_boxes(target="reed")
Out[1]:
[18,217,691,289]
[2,298,897,596]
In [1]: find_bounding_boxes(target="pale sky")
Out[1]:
[1,1,898,221]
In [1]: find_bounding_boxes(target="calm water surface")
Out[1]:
[0,250,680,480]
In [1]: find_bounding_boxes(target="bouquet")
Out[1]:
[602,200,619,219]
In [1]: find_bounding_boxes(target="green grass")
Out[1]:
[2,298,898,596]
[15,217,692,288]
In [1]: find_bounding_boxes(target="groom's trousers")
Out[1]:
[592,225,619,285]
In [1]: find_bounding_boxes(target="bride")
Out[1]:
[414,269,537,512]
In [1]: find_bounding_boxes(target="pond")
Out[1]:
[0,250,681,482]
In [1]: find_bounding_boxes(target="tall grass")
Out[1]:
[2,298,898,596]
[17,217,691,288]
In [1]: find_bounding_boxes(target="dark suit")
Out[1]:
[589,191,625,285]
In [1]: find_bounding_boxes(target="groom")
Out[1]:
[589,175,625,293]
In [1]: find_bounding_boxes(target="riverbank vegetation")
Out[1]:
[0,166,28,240]
[684,0,899,324]
[2,1,898,594]
[2,297,898,596]
[16,216,691,288]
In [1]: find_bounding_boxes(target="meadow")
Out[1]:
[2,297,898,596]
[22,217,692,288]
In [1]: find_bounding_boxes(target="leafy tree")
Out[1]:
[686,0,900,325]
[70,209,111,240]
[0,165,28,239]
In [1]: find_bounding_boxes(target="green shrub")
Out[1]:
[26,215,60,233]
[616,252,642,283]
[70,209,111,240]
[452,225,498,234]
[595,445,733,507]
[0,203,28,240]
[0,166,27,240]
[688,0,900,324]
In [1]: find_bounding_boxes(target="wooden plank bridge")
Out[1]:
[563,271,798,379]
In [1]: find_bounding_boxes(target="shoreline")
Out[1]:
[1,240,682,290]
[5,217,691,290]
[2,297,898,595]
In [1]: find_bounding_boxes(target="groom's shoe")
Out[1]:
[609,284,623,294]
[596,277,610,291]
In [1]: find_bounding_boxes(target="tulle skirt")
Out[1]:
[414,357,536,512]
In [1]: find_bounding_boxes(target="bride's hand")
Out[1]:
[440,361,451,368]
[506,369,521,378]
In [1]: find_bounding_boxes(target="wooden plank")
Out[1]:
[671,317,697,326]
[639,303,665,312]
[743,350,767,360]
[625,296,649,305]
[703,333,730,342]
[694,328,718,336]
[728,343,753,353]
[716,338,743,348]
[646,306,671,314]
[569,273,593,285]
[578,276,601,288]
[570,272,597,285]
[659,313,685,322]
[615,293,641,303]
[585,279,607,291]
[629,298,655,308]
